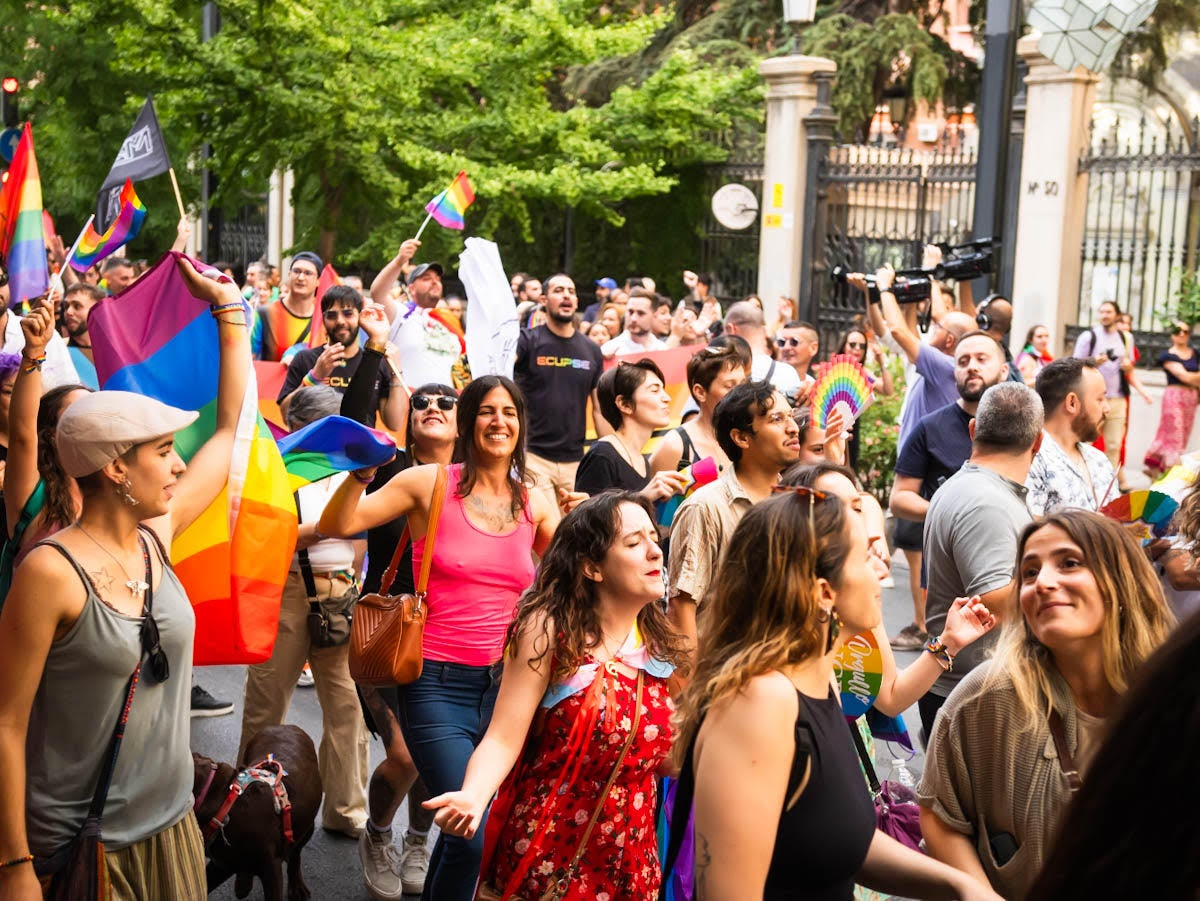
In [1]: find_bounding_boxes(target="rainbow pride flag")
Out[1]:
[90,252,297,665]
[424,170,475,230]
[278,415,395,492]
[69,179,147,272]
[0,124,50,307]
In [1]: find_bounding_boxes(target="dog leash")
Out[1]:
[193,760,220,812]
[202,755,295,848]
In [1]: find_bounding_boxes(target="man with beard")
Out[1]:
[601,288,668,357]
[372,244,462,389]
[278,285,407,430]
[888,332,1009,649]
[514,273,607,508]
[1025,358,1117,516]
[61,283,104,389]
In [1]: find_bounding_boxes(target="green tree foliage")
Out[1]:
[1,0,762,272]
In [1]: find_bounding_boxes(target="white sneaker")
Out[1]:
[399,832,430,896]
[359,827,404,901]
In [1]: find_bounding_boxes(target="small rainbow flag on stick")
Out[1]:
[415,170,475,238]
[0,123,50,307]
[69,179,146,272]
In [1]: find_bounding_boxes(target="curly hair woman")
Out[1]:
[674,490,997,901]
[425,491,687,899]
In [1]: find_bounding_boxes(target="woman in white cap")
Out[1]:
[0,258,249,900]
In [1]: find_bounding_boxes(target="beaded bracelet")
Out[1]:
[0,853,33,869]
[20,355,46,374]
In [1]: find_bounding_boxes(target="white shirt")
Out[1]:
[3,311,80,391]
[750,352,802,395]
[291,474,357,573]
[601,331,667,357]
[388,304,461,388]
[1025,431,1119,517]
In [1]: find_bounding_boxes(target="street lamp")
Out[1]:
[782,0,818,24]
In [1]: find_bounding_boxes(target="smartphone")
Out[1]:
[988,831,1019,867]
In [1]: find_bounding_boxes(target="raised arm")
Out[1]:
[357,301,409,432]
[319,460,434,539]
[370,239,420,319]
[159,259,251,544]
[423,613,555,838]
[871,596,996,717]
[876,267,921,364]
[5,303,55,537]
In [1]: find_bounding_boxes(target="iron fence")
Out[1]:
[700,162,763,302]
[812,144,978,348]
[1077,114,1200,333]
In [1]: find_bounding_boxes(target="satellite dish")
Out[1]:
[711,183,759,231]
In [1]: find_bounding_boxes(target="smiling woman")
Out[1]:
[318,375,561,901]
[918,510,1174,899]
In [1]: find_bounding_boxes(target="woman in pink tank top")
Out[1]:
[321,375,561,901]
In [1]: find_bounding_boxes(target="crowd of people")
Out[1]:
[0,234,1197,901]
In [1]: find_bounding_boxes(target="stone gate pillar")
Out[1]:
[757,54,837,326]
[1009,35,1100,358]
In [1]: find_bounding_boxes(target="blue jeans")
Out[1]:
[397,659,501,901]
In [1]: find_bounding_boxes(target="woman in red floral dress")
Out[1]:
[425,491,686,899]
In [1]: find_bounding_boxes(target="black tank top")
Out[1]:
[674,424,699,471]
[764,688,876,901]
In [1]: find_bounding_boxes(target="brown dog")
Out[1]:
[193,724,322,901]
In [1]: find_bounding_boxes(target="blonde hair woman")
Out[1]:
[673,491,1000,901]
[919,510,1173,898]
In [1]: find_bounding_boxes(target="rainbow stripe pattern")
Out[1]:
[70,179,147,272]
[278,415,396,492]
[811,354,874,430]
[91,252,297,665]
[424,170,475,230]
[1100,490,1179,544]
[0,124,50,307]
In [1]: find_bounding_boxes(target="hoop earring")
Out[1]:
[117,478,139,507]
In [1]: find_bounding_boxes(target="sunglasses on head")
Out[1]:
[412,394,457,412]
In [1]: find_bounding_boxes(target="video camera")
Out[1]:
[830,238,999,305]
[830,266,931,305]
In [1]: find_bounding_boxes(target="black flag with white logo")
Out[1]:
[94,97,172,231]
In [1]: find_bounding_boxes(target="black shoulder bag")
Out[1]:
[297,492,357,648]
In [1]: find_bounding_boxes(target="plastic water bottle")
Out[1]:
[891,758,916,789]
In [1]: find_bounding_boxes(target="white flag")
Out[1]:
[460,238,520,379]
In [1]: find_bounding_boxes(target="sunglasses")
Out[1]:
[134,540,169,683]
[776,337,801,348]
[412,394,457,412]
[846,341,866,349]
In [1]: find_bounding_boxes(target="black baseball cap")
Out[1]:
[407,262,445,286]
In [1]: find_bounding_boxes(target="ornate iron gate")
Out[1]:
[810,144,977,345]
[700,162,763,302]
[1077,114,1200,340]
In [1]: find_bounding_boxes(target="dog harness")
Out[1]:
[199,755,295,848]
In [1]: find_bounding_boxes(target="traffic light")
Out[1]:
[1,77,18,129]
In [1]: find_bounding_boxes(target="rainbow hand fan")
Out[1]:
[811,354,874,430]
[836,629,884,718]
[1100,490,1179,544]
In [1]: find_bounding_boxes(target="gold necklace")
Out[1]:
[76,523,148,600]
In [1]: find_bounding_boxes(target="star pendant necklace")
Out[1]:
[76,522,149,600]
